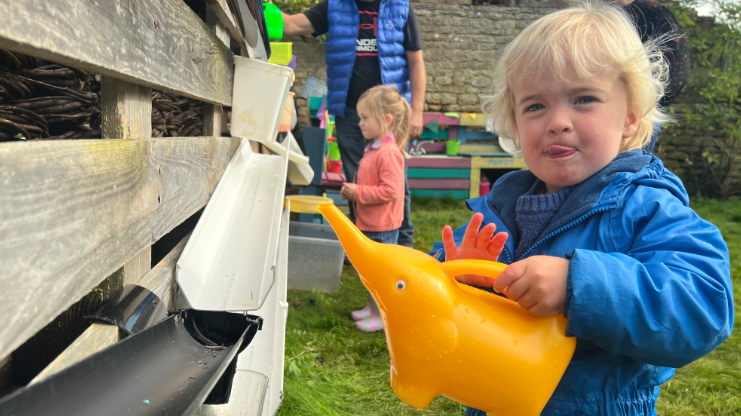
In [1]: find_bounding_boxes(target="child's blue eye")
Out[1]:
[526,104,544,112]
[576,96,594,105]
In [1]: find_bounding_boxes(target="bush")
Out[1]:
[670,0,741,198]
[273,0,321,15]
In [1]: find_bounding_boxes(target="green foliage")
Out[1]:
[272,0,321,15]
[668,0,741,197]
[656,197,741,415]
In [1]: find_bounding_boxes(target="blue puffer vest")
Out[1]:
[326,0,411,116]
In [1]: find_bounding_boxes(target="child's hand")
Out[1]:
[442,212,508,287]
[494,255,569,317]
[341,183,357,201]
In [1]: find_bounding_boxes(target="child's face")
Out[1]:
[357,101,386,141]
[512,65,639,193]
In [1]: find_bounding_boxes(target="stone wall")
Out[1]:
[287,0,564,113]
[287,1,739,196]
[412,0,563,112]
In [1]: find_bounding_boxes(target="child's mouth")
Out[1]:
[544,145,576,158]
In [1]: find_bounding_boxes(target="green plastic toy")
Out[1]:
[262,3,284,40]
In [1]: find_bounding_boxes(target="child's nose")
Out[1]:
[547,107,573,135]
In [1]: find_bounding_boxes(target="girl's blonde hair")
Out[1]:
[357,85,411,155]
[482,0,671,152]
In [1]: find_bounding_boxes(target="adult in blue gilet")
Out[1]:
[283,0,426,247]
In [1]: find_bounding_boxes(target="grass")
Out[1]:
[277,197,740,416]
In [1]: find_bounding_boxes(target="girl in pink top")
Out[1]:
[340,85,409,332]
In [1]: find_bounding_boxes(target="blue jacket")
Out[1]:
[432,150,733,415]
[326,0,411,116]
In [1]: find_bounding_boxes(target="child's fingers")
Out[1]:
[475,223,496,250]
[494,261,525,292]
[461,213,484,248]
[487,232,508,259]
[503,275,529,300]
[455,274,497,287]
[517,290,538,310]
[525,303,550,318]
[441,225,458,259]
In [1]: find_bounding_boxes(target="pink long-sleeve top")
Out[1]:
[354,135,405,232]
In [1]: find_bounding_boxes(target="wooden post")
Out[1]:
[101,79,153,141]
[101,78,154,285]
[470,156,481,199]
[204,15,231,138]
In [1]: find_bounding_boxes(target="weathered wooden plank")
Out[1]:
[0,356,11,396]
[28,233,191,386]
[29,324,120,386]
[410,189,470,200]
[408,168,471,179]
[470,165,481,199]
[408,178,470,190]
[458,144,505,155]
[206,0,248,54]
[123,248,152,286]
[407,156,471,169]
[0,136,241,363]
[101,78,154,284]
[138,234,191,311]
[203,20,229,139]
[423,113,461,126]
[460,113,487,127]
[101,78,153,141]
[0,0,233,106]
[470,156,528,170]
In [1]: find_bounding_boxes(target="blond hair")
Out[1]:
[482,0,671,152]
[357,85,411,155]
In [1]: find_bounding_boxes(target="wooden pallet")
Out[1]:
[411,189,470,200]
[469,156,528,198]
[0,1,287,414]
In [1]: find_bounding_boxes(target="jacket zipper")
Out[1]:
[517,204,616,261]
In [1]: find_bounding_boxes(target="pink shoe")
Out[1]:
[351,304,372,321]
[355,315,384,332]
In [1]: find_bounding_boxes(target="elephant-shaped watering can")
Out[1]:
[318,204,576,416]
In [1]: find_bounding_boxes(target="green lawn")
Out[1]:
[277,197,740,416]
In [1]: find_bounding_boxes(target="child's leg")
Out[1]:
[350,296,372,321]
[350,230,385,322]
[354,229,399,332]
[355,292,383,332]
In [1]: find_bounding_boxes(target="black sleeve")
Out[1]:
[403,5,423,51]
[302,0,329,36]
[623,0,690,106]
[656,7,690,106]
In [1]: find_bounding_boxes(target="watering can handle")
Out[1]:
[439,259,507,282]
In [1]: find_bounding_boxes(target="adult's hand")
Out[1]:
[410,109,423,138]
[406,50,426,139]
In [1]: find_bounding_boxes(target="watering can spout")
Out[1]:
[317,204,373,264]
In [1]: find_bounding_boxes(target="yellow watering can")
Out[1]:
[318,204,576,416]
